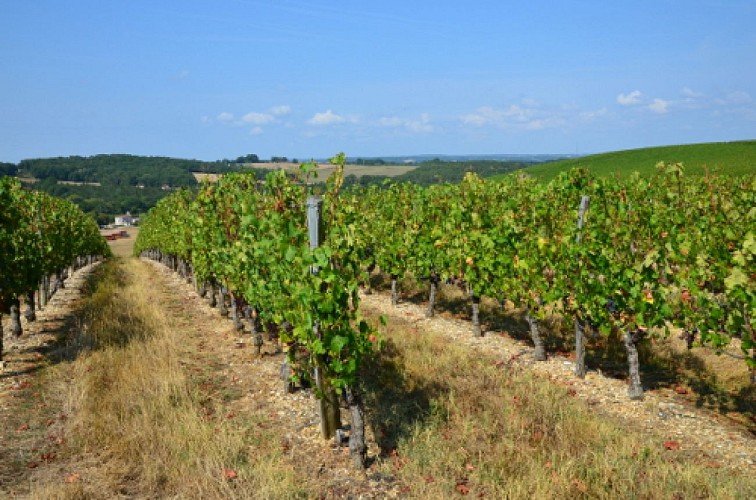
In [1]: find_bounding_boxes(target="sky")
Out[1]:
[1,0,755,163]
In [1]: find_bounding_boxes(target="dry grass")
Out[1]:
[192,172,222,183]
[391,273,754,426]
[31,259,306,499]
[13,261,752,498]
[361,311,755,499]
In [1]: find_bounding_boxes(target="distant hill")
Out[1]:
[500,140,756,181]
[16,154,239,187]
[341,158,543,187]
[388,159,533,185]
[349,153,575,164]
[3,154,268,225]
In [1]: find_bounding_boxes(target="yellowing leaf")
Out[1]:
[724,267,748,291]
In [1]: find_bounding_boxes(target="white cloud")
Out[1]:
[724,90,752,104]
[374,114,433,133]
[406,113,433,133]
[617,91,643,106]
[648,98,669,114]
[270,105,291,116]
[308,109,347,125]
[579,107,609,121]
[377,116,404,127]
[681,87,703,98]
[461,105,534,126]
[462,104,557,130]
[217,112,235,122]
[526,116,565,130]
[242,111,275,125]
[460,101,612,133]
[249,126,263,135]
[460,113,487,126]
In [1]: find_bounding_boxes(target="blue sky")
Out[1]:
[2,0,755,162]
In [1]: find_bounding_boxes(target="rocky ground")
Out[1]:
[1,263,100,494]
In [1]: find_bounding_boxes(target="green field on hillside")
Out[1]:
[500,140,756,180]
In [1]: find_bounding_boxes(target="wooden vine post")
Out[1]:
[574,195,590,378]
[307,195,341,440]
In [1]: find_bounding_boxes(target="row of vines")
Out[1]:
[0,177,111,360]
[134,155,376,469]
[134,156,754,467]
[345,163,754,396]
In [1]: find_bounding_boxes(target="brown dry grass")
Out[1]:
[28,259,306,498]
[394,273,754,425]
[192,172,222,183]
[361,308,754,498]
[10,260,752,498]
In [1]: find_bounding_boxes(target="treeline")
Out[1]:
[397,158,531,184]
[33,178,168,223]
[19,155,208,187]
[2,154,272,224]
[0,162,17,176]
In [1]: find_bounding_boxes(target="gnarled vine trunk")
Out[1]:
[624,330,644,400]
[363,261,376,295]
[206,280,217,307]
[280,360,295,394]
[230,294,244,331]
[345,386,367,469]
[526,311,546,361]
[314,366,341,440]
[469,286,482,336]
[217,286,228,316]
[390,274,399,306]
[24,292,36,322]
[10,298,23,338]
[426,271,439,318]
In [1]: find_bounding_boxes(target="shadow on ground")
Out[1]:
[366,270,755,435]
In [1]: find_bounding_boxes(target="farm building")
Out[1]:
[114,212,138,226]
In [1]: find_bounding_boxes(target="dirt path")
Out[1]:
[138,259,401,497]
[0,262,100,494]
[2,258,400,497]
[360,291,756,473]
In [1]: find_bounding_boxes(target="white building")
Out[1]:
[114,212,138,226]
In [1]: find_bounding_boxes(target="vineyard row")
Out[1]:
[0,177,110,361]
[134,157,754,416]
